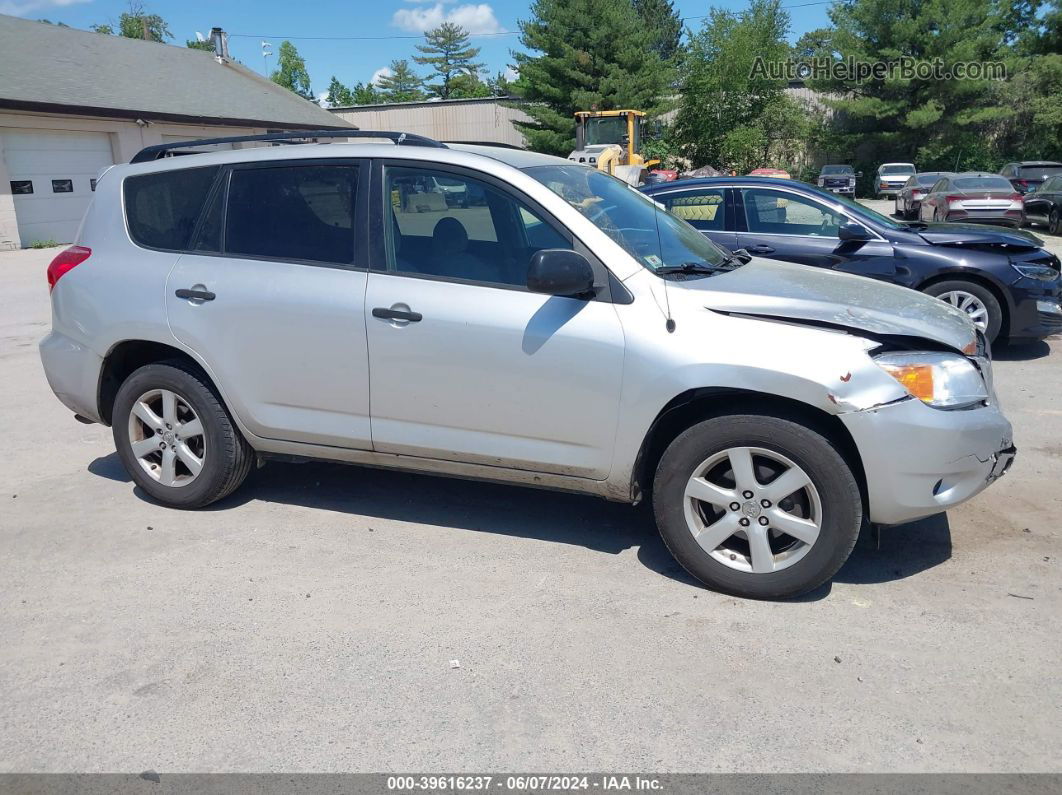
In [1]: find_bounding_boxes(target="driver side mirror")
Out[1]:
[527,249,596,298]
[838,221,871,242]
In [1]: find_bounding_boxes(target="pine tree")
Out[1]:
[512,0,673,155]
[414,23,485,99]
[271,41,314,101]
[376,60,426,103]
[327,76,356,107]
[352,82,380,105]
[804,0,1013,171]
[633,0,684,62]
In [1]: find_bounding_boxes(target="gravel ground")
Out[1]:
[0,245,1059,773]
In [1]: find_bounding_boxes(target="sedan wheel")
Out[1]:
[682,446,821,574]
[1050,209,1060,235]
[936,290,990,332]
[127,388,206,487]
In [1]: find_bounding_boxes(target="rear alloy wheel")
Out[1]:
[1050,209,1060,235]
[113,361,254,508]
[653,415,862,599]
[924,280,1002,342]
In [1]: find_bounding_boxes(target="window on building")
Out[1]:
[51,179,74,193]
[10,181,33,195]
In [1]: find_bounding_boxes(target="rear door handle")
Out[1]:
[372,307,422,322]
[747,244,775,255]
[175,288,216,301]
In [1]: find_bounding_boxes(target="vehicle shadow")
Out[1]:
[87,454,953,597]
[992,339,1052,361]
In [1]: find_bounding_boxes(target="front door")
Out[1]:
[365,162,625,479]
[734,187,897,281]
[166,160,373,449]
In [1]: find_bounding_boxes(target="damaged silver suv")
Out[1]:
[40,131,1015,598]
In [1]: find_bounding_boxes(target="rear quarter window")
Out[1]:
[124,166,220,251]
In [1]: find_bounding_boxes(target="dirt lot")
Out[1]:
[0,245,1059,773]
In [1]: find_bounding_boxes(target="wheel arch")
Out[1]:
[916,270,1011,338]
[97,340,213,426]
[630,388,867,507]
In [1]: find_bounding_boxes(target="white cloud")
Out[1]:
[503,66,518,81]
[392,3,504,35]
[0,0,89,16]
[370,66,392,87]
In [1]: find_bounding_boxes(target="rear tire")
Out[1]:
[1050,209,1060,235]
[923,279,1003,342]
[112,360,253,508]
[652,415,863,599]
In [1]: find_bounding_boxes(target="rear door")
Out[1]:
[165,159,373,449]
[733,187,897,280]
[648,185,737,251]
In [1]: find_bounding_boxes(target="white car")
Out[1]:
[877,162,916,198]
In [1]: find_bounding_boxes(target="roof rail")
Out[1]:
[129,129,447,164]
[444,140,524,150]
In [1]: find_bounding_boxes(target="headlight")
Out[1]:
[1012,263,1060,281]
[873,352,988,409]
[848,178,856,186]
[817,178,824,186]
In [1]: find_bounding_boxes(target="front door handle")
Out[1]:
[372,306,422,322]
[747,244,775,255]
[175,287,215,301]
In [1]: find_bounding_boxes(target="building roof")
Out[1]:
[0,14,351,130]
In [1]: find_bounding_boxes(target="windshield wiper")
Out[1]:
[654,261,728,275]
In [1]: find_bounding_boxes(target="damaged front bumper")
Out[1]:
[840,396,1015,526]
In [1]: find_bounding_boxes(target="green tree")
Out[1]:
[673,0,807,172]
[512,0,673,155]
[327,76,356,107]
[91,2,169,42]
[448,72,493,98]
[352,82,380,105]
[90,23,115,35]
[633,0,684,62]
[186,38,214,52]
[803,0,1014,172]
[376,59,426,102]
[414,22,485,99]
[487,70,514,96]
[271,41,314,100]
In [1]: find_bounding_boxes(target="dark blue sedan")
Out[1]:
[641,177,1062,343]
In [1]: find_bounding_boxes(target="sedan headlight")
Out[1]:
[1012,263,1060,281]
[873,352,988,409]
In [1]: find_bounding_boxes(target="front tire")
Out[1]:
[113,361,253,508]
[652,415,863,599]
[923,279,1003,342]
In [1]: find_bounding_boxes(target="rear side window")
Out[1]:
[225,164,357,265]
[125,167,219,251]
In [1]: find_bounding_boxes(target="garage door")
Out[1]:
[2,129,114,246]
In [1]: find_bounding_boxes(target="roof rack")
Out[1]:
[130,129,447,164]
[444,140,524,150]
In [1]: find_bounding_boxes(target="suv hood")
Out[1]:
[684,258,976,352]
[915,222,1043,249]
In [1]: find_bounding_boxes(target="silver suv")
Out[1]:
[40,131,1015,599]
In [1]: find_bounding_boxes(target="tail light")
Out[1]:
[47,245,91,291]
[945,195,964,206]
[1009,193,1023,202]
[912,190,924,199]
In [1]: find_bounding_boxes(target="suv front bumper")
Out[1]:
[840,397,1014,526]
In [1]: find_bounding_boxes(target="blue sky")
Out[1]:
[2,0,833,99]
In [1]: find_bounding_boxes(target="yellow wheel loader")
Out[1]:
[568,110,659,186]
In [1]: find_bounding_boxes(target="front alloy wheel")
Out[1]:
[683,447,821,574]
[936,290,990,333]
[653,414,863,599]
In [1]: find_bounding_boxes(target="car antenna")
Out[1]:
[651,199,677,333]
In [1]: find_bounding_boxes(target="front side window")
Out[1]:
[125,166,219,251]
[524,165,730,274]
[385,166,570,287]
[657,188,726,231]
[226,164,357,265]
[741,189,843,237]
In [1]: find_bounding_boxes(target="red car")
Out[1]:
[918,173,1024,227]
[747,168,791,179]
